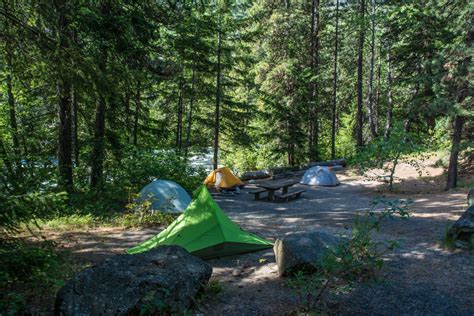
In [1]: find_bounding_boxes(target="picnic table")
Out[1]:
[255,179,299,201]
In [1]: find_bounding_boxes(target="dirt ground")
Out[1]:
[46,163,473,315]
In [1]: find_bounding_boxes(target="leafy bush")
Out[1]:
[109,148,206,193]
[114,212,177,229]
[221,143,285,173]
[287,198,411,312]
[353,126,427,190]
[0,191,67,238]
[0,240,72,315]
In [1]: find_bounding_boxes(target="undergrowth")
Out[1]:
[36,211,177,231]
[0,239,78,315]
[287,197,412,313]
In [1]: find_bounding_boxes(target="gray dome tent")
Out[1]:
[300,166,340,186]
[137,180,192,213]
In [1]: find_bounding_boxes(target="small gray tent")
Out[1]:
[137,180,192,213]
[300,166,340,186]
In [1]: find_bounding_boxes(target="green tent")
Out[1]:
[127,185,272,259]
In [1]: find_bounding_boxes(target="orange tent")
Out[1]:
[204,167,244,189]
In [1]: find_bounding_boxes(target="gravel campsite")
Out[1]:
[43,168,474,315]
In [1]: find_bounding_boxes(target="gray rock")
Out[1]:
[55,246,212,315]
[468,188,474,207]
[273,230,340,277]
[447,205,474,249]
[240,170,271,181]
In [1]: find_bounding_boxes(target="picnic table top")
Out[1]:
[256,179,299,190]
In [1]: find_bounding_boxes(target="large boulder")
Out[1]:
[273,230,340,277]
[447,205,474,249]
[55,246,212,315]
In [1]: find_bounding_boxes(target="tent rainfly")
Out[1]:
[136,180,191,213]
[204,167,244,190]
[127,186,272,259]
[300,166,340,186]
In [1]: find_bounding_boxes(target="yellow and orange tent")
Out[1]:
[204,167,244,189]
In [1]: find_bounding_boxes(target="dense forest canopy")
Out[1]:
[0,0,472,223]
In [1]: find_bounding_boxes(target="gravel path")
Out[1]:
[51,174,474,315]
[200,175,474,315]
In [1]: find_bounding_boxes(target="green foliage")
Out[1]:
[0,191,67,237]
[0,240,73,315]
[39,211,177,232]
[108,148,206,193]
[287,198,411,313]
[195,278,223,304]
[116,212,177,229]
[221,143,285,173]
[354,126,428,190]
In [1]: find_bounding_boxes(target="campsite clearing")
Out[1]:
[40,171,474,315]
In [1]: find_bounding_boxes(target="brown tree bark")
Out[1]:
[446,18,472,190]
[446,115,465,190]
[356,0,366,148]
[331,0,340,160]
[184,67,196,158]
[367,0,378,140]
[176,80,184,153]
[308,0,320,163]
[133,81,141,147]
[55,0,73,193]
[384,49,393,139]
[90,94,106,190]
[213,27,222,170]
[72,84,79,166]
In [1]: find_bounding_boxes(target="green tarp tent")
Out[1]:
[127,185,272,259]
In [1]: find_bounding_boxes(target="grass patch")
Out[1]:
[194,278,223,308]
[35,211,177,232]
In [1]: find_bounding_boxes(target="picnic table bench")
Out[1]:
[254,179,301,202]
[274,189,306,202]
[248,188,267,200]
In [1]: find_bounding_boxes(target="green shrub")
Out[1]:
[113,212,177,229]
[0,240,73,315]
[109,148,206,192]
[0,191,67,238]
[287,198,411,313]
[353,126,427,190]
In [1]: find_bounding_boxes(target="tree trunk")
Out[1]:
[184,67,196,158]
[3,2,20,159]
[90,2,111,191]
[384,48,393,139]
[367,0,378,140]
[331,0,339,160]
[58,80,73,193]
[133,81,141,147]
[6,62,20,157]
[124,90,131,142]
[0,139,15,189]
[55,0,73,193]
[446,115,465,190]
[72,84,79,166]
[374,43,382,133]
[356,0,366,148]
[308,0,320,163]
[176,80,184,153]
[213,26,222,170]
[90,94,106,190]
